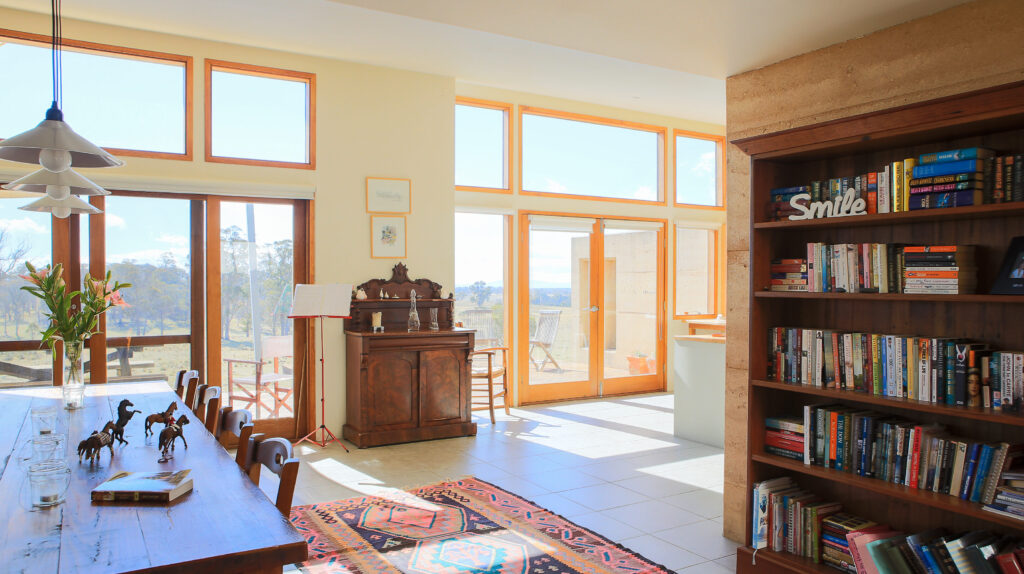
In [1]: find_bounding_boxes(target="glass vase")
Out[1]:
[61,340,85,410]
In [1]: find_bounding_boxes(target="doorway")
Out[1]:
[518,213,665,404]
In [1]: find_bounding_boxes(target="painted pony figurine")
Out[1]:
[158,414,189,461]
[145,402,177,436]
[78,427,114,463]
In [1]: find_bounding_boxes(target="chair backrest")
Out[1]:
[533,310,561,345]
[201,386,222,434]
[192,384,208,414]
[460,309,497,345]
[246,435,300,517]
[217,407,254,470]
[181,370,201,408]
[259,335,293,373]
[174,369,187,398]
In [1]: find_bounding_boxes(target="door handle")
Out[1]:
[590,306,600,312]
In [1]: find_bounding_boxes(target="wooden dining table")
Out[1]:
[0,381,307,573]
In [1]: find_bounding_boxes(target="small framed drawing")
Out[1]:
[991,236,1024,294]
[370,215,406,259]
[366,177,411,213]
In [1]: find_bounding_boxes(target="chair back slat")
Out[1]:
[193,384,208,417]
[247,435,300,517]
[174,369,187,398]
[182,370,201,409]
[203,387,222,434]
[534,310,561,344]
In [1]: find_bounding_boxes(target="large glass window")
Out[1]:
[675,131,724,207]
[207,60,314,167]
[454,212,508,348]
[521,108,663,202]
[0,202,52,386]
[0,34,189,157]
[455,99,510,191]
[674,224,720,318]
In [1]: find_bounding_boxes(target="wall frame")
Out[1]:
[366,177,412,213]
[370,215,407,259]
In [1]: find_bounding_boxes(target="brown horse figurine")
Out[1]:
[145,402,178,436]
[158,415,189,461]
[79,427,114,463]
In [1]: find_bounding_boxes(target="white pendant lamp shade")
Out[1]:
[2,166,109,196]
[0,117,123,168]
[19,194,99,219]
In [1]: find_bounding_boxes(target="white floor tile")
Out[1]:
[655,520,740,561]
[571,511,644,541]
[664,489,724,518]
[601,499,704,532]
[619,535,706,571]
[560,482,650,511]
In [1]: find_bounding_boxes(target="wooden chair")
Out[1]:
[174,369,187,398]
[196,385,221,430]
[245,435,300,517]
[529,310,562,371]
[470,347,510,424]
[181,370,200,409]
[460,308,501,347]
[216,406,254,470]
[224,335,294,419]
[192,383,207,413]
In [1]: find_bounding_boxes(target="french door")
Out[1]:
[518,213,665,404]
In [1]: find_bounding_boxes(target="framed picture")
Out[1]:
[366,177,411,213]
[991,236,1024,294]
[370,215,406,259]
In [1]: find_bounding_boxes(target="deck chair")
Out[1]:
[460,308,501,347]
[224,335,294,419]
[529,309,562,371]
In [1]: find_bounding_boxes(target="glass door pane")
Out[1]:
[105,196,193,385]
[523,217,596,401]
[602,223,662,394]
[220,202,295,420]
[454,213,507,349]
[0,203,52,386]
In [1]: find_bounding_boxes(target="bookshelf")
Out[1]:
[733,81,1024,573]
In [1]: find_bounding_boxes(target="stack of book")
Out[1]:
[764,416,804,461]
[903,246,977,295]
[753,477,1024,573]
[770,258,808,292]
[766,327,1024,410]
[821,513,877,572]
[767,186,811,220]
[765,146,1024,221]
[984,485,1024,522]
[909,147,992,210]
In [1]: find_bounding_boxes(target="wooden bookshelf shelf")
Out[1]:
[738,81,1024,574]
[736,546,836,573]
[753,202,1024,229]
[753,291,1024,303]
[752,452,1024,532]
[751,379,1024,427]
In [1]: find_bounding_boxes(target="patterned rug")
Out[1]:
[289,476,671,574]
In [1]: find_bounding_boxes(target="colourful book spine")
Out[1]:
[903,158,916,212]
[917,147,993,164]
[892,161,904,212]
[912,158,985,178]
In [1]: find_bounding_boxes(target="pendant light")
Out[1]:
[0,0,121,218]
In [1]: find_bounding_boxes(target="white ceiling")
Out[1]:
[0,0,971,124]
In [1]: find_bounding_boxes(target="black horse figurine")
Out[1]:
[158,414,189,461]
[108,399,142,445]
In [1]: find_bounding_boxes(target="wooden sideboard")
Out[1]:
[342,264,477,448]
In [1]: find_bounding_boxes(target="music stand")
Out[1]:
[289,283,352,450]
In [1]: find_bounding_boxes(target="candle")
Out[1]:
[372,312,383,328]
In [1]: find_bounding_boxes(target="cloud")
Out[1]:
[109,247,188,267]
[107,213,127,228]
[0,217,47,234]
[542,178,568,194]
[157,233,188,247]
[632,186,656,200]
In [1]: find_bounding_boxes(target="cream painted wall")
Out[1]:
[723,0,1024,543]
[454,84,726,402]
[0,7,455,436]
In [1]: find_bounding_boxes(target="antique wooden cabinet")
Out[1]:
[343,264,477,448]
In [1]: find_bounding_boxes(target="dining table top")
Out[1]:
[0,381,307,574]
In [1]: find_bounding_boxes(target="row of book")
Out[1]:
[752,475,1024,573]
[765,413,1023,505]
[770,244,977,294]
[767,146,1022,221]
[767,327,1024,410]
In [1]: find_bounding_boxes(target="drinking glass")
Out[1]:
[28,461,71,508]
[18,435,66,470]
[30,406,59,436]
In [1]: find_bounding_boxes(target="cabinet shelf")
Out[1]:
[753,291,1024,303]
[753,202,1024,230]
[751,379,1024,427]
[752,452,1024,532]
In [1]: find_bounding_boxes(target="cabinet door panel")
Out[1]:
[420,349,464,425]
[368,350,418,429]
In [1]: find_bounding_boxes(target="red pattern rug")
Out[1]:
[289,476,671,574]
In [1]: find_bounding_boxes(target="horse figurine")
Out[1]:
[102,420,128,446]
[78,427,114,463]
[158,415,189,461]
[145,402,178,436]
[108,399,142,445]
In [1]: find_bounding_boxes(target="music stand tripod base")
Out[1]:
[295,424,347,450]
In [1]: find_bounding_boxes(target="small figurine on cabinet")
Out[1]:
[355,288,368,300]
[78,427,114,463]
[408,290,420,331]
[158,415,190,462]
[145,402,178,436]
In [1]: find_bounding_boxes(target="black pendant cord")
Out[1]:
[50,0,62,111]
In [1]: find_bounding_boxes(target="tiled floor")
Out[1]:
[283,393,737,573]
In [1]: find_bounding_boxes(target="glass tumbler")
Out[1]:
[28,461,71,508]
[30,406,59,436]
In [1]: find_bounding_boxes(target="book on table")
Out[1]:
[92,469,194,503]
